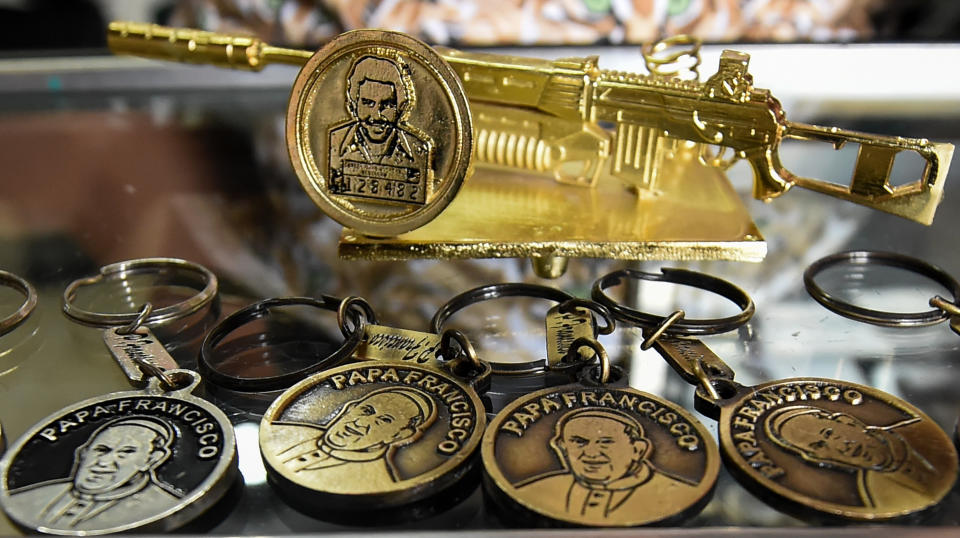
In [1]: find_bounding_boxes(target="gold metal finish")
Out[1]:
[338,151,765,264]
[108,22,953,225]
[483,385,719,526]
[286,29,473,236]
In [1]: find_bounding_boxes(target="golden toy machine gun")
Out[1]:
[107,22,952,225]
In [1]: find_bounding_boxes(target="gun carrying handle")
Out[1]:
[107,21,312,70]
[749,121,953,225]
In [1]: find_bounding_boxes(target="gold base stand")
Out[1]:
[339,145,765,277]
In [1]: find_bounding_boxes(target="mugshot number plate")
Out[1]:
[288,30,473,236]
[716,377,958,521]
[0,373,237,535]
[483,386,719,527]
[259,362,486,509]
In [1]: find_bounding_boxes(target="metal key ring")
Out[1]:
[200,296,364,391]
[592,268,754,335]
[431,283,581,375]
[804,250,960,327]
[0,270,38,337]
[63,258,218,328]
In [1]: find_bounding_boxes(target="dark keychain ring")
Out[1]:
[431,283,614,335]
[200,296,366,391]
[431,283,614,375]
[592,268,754,335]
[0,270,38,337]
[804,250,960,327]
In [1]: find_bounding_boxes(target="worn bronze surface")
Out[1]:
[259,362,485,509]
[287,30,472,236]
[544,305,594,368]
[483,385,718,526]
[716,377,958,521]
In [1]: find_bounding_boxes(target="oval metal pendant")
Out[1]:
[287,29,473,237]
[259,362,486,510]
[0,371,238,535]
[716,377,958,521]
[483,386,719,526]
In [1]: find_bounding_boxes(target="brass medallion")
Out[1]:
[260,362,485,510]
[483,386,718,526]
[287,30,473,236]
[716,377,958,521]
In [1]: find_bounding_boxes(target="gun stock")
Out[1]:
[751,122,953,225]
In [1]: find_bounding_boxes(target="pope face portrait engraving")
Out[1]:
[278,387,437,486]
[516,408,696,520]
[328,54,434,205]
[766,406,936,510]
[484,387,718,526]
[260,364,486,508]
[717,378,958,521]
[5,416,181,531]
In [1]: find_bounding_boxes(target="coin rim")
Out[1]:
[259,361,486,507]
[287,29,473,236]
[717,376,959,521]
[0,388,238,535]
[482,385,720,526]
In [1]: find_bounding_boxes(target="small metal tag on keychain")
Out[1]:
[254,297,490,515]
[482,337,719,527]
[594,267,959,522]
[0,259,238,535]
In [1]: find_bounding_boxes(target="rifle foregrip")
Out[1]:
[107,21,270,71]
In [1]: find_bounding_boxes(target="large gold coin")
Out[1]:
[287,30,473,236]
[717,377,958,521]
[483,386,719,526]
[259,362,485,511]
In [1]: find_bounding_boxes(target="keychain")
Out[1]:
[0,270,39,455]
[0,259,238,535]
[216,296,490,517]
[482,335,719,527]
[594,267,959,522]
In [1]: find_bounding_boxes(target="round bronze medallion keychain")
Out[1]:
[288,29,473,236]
[0,259,238,535]
[259,299,488,513]
[483,338,719,527]
[594,267,959,522]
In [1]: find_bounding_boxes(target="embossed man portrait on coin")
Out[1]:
[718,378,958,520]
[327,54,434,206]
[260,364,485,507]
[0,394,234,534]
[483,387,718,526]
[287,30,472,236]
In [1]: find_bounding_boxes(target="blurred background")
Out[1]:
[1,0,960,51]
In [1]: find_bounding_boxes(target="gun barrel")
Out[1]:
[107,21,311,70]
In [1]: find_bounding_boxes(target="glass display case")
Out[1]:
[0,42,958,534]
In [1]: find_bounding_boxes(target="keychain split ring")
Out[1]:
[592,268,754,335]
[200,296,364,391]
[431,283,584,375]
[804,250,960,327]
[0,270,38,337]
[337,295,379,338]
[63,257,218,327]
